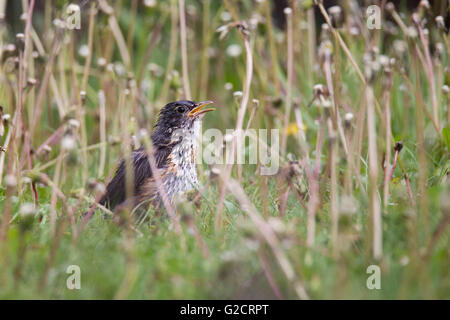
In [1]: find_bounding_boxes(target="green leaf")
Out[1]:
[443,127,450,151]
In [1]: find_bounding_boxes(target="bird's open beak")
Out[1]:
[188,100,215,117]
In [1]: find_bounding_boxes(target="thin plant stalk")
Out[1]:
[179,0,192,100]
[366,84,382,260]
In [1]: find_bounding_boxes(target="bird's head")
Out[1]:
[151,100,214,146]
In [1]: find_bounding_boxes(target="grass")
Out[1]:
[0,0,449,299]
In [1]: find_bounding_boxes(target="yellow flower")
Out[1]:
[286,123,306,136]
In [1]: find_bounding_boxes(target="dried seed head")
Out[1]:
[42,144,52,155]
[419,0,430,10]
[393,40,407,56]
[344,112,354,123]
[409,23,419,38]
[144,0,156,7]
[378,54,390,68]
[27,78,37,86]
[226,44,242,57]
[97,57,107,67]
[5,174,17,187]
[283,7,292,15]
[224,82,233,91]
[19,202,36,217]
[442,85,449,95]
[3,43,16,53]
[328,5,343,27]
[61,135,76,151]
[313,84,326,96]
[78,44,89,58]
[233,91,243,98]
[2,113,11,124]
[148,63,163,77]
[113,62,126,77]
[220,11,232,22]
[210,166,221,178]
[435,16,445,30]
[385,2,395,13]
[108,135,120,146]
[340,195,357,215]
[68,118,80,130]
[53,18,66,29]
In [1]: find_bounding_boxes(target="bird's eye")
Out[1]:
[177,106,186,113]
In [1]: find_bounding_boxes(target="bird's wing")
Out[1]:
[99,145,174,210]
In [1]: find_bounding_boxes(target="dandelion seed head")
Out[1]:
[78,44,89,58]
[19,202,36,217]
[226,44,242,57]
[61,135,76,151]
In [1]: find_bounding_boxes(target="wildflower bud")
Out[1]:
[252,99,259,108]
[394,141,403,152]
[168,70,180,90]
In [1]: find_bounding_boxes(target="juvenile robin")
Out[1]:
[99,100,215,213]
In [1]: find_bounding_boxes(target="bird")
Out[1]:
[98,100,215,214]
